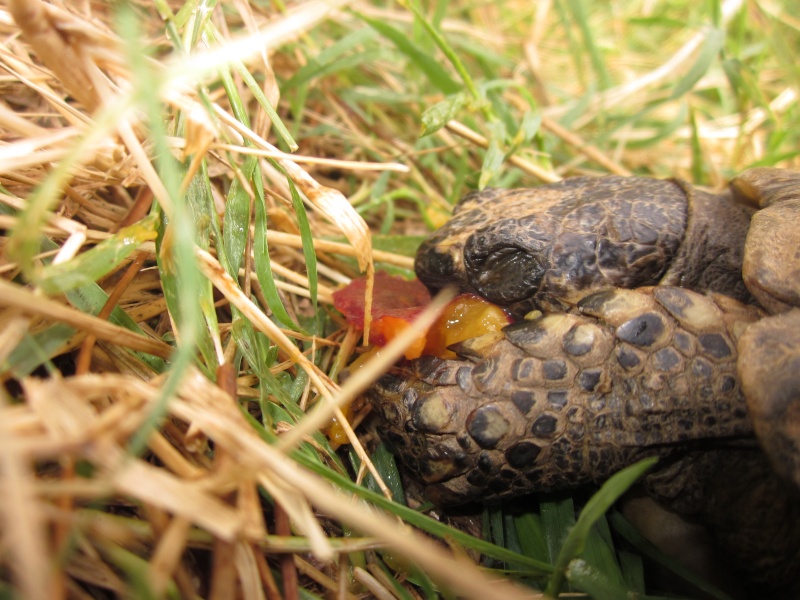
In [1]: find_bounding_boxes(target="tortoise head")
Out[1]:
[416,177,692,315]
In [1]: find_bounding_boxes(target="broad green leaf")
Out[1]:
[2,324,74,378]
[540,496,575,564]
[514,110,543,147]
[580,517,624,588]
[618,550,646,593]
[355,442,406,505]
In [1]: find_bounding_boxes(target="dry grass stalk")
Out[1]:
[0,0,797,598]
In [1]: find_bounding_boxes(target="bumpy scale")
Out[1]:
[368,168,800,593]
[372,286,758,505]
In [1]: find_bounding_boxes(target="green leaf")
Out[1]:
[545,457,657,597]
[618,550,646,594]
[514,110,543,147]
[566,559,636,600]
[119,5,203,456]
[670,28,725,99]
[399,2,482,103]
[356,13,460,95]
[287,179,318,312]
[350,442,407,506]
[540,496,575,564]
[689,106,706,184]
[222,157,256,276]
[284,27,378,90]
[36,215,157,295]
[566,0,612,89]
[202,23,297,151]
[580,517,624,588]
[511,511,548,562]
[420,92,469,136]
[184,167,223,370]
[252,172,300,330]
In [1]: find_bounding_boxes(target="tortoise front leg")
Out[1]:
[733,167,800,490]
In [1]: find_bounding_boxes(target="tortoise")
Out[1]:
[366,168,800,593]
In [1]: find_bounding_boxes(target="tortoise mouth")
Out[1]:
[465,246,546,306]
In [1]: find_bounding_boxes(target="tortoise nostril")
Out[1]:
[415,245,459,292]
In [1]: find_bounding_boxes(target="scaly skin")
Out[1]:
[370,286,760,505]
[415,176,754,316]
[369,285,800,592]
[368,168,800,593]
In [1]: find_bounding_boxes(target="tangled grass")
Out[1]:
[0,0,797,598]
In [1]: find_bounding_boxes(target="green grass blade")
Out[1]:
[6,103,135,277]
[37,215,157,295]
[283,27,377,91]
[359,442,406,505]
[478,120,508,188]
[618,550,646,594]
[511,511,548,563]
[420,92,469,137]
[117,6,203,456]
[3,325,75,378]
[287,179,318,312]
[566,0,611,89]
[540,496,575,564]
[355,13,460,95]
[221,157,255,276]
[252,172,301,330]
[689,106,706,184]
[567,558,678,600]
[580,516,624,587]
[400,1,481,103]
[670,27,725,99]
[184,167,223,370]
[545,457,658,596]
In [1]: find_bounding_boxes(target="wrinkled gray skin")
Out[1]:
[369,169,800,594]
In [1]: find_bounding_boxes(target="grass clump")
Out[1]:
[0,0,796,598]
